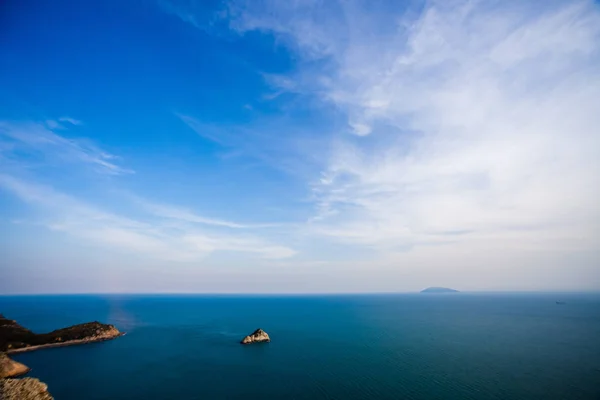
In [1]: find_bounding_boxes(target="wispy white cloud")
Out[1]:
[44,117,82,130]
[135,197,280,229]
[58,117,82,126]
[176,112,329,179]
[158,0,204,29]
[0,120,132,175]
[226,0,600,260]
[0,174,296,260]
[0,115,296,262]
[225,0,347,59]
[183,234,296,259]
[176,113,228,145]
[45,120,64,130]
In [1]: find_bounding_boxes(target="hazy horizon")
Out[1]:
[1,0,599,294]
[2,289,600,296]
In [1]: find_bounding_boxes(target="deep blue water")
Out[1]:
[1,293,599,400]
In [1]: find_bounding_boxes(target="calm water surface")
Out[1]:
[1,293,599,399]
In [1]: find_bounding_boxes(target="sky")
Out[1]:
[0,0,599,294]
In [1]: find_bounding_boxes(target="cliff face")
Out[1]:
[0,353,30,378]
[240,329,270,344]
[0,314,122,353]
[0,378,53,400]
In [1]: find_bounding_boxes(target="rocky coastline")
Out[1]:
[0,313,123,399]
[0,352,29,379]
[0,377,53,400]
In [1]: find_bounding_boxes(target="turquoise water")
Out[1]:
[1,294,599,399]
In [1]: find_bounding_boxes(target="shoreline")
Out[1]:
[1,366,30,379]
[6,333,125,355]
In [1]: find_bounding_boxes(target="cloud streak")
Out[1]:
[0,120,132,175]
[136,197,281,229]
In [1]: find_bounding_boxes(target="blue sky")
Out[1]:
[1,0,599,293]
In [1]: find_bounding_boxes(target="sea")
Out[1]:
[1,293,599,400]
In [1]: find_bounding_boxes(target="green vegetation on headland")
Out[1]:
[0,314,122,354]
[0,313,123,399]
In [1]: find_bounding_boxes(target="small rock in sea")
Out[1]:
[240,329,270,344]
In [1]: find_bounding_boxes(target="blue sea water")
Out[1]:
[1,293,599,400]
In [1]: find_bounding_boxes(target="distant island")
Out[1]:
[1,313,123,399]
[421,287,459,293]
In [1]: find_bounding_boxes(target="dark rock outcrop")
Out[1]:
[0,353,30,378]
[0,313,122,354]
[420,287,459,293]
[0,377,53,400]
[240,328,270,344]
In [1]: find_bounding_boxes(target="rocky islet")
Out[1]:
[240,328,271,344]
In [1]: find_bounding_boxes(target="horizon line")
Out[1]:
[1,290,599,296]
